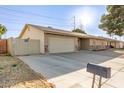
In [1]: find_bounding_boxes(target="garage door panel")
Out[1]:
[48,37,75,53]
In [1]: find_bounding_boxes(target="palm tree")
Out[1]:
[0,24,7,39]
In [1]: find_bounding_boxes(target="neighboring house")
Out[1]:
[99,37,124,49]
[18,24,124,54]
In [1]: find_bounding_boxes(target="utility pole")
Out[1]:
[73,16,76,30]
[79,20,83,31]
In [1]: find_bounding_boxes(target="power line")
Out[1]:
[0,6,75,31]
[0,13,73,26]
[0,6,71,21]
[0,17,73,28]
[73,16,76,30]
[0,20,73,32]
[0,10,70,23]
[0,11,73,25]
[0,8,73,28]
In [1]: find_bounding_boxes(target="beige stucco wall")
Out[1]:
[7,38,15,56]
[45,34,78,52]
[74,37,78,51]
[106,41,124,49]
[115,42,119,48]
[107,41,111,46]
[115,41,124,48]
[89,39,107,50]
[119,42,124,48]
[90,39,107,46]
[21,26,45,53]
[15,39,40,55]
[7,38,40,56]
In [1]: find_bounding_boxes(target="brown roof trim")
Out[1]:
[19,24,124,42]
[27,24,101,39]
[19,24,29,38]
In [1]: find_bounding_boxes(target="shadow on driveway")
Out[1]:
[18,49,123,79]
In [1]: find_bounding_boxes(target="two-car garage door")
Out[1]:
[48,36,75,53]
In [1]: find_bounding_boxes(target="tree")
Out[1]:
[72,28,87,34]
[0,24,7,39]
[99,5,124,39]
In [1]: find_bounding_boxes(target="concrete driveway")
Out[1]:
[18,49,124,88]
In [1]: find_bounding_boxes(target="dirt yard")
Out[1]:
[0,56,55,88]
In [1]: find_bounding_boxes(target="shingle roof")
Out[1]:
[27,24,102,39]
[20,24,123,42]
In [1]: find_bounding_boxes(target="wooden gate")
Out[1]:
[0,39,7,54]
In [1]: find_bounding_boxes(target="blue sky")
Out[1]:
[0,5,119,39]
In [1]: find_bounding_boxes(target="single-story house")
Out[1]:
[17,24,124,55]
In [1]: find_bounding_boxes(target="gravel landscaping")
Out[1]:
[0,56,55,88]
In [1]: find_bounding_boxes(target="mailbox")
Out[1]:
[87,63,111,78]
[86,63,111,88]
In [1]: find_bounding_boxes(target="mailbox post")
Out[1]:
[87,63,111,88]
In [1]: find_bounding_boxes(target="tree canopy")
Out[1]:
[72,28,87,34]
[99,5,124,37]
[0,24,7,39]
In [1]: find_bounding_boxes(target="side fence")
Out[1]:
[0,39,7,54]
[7,38,40,56]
